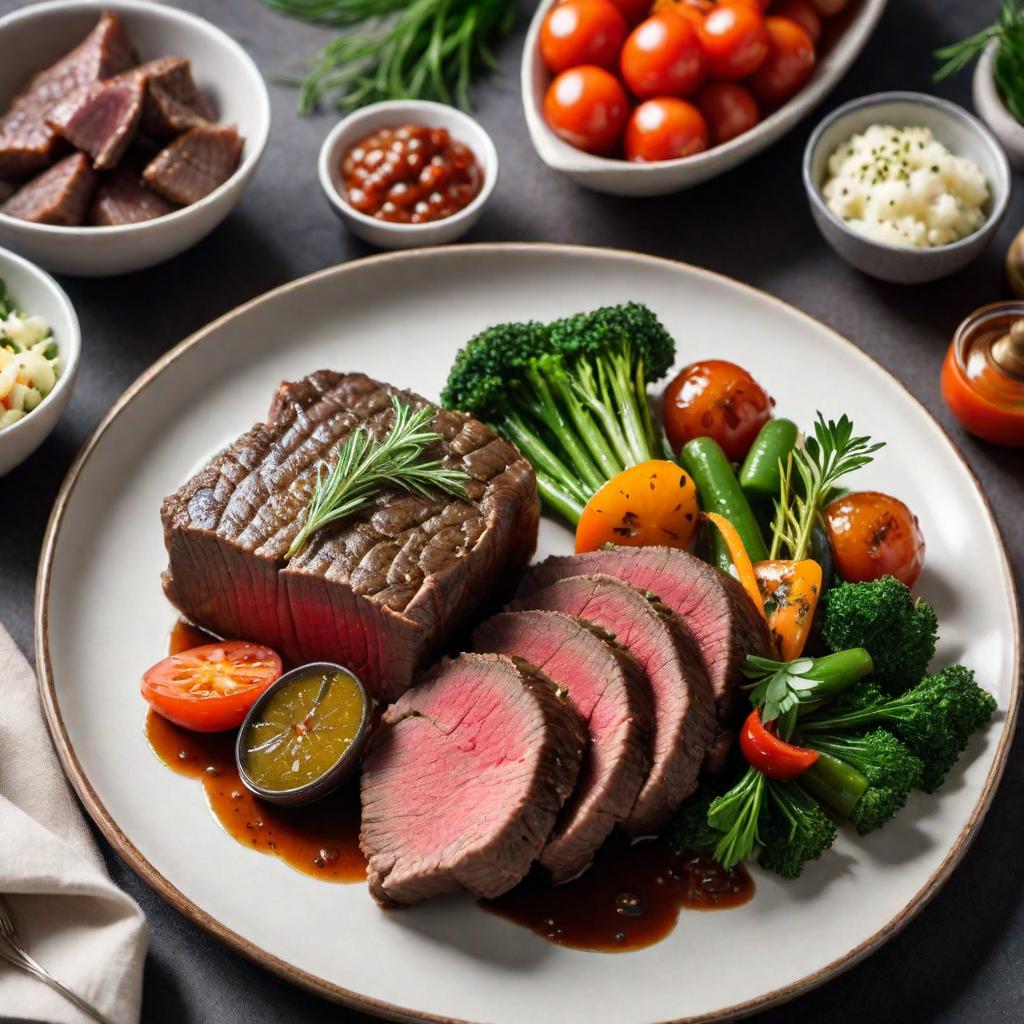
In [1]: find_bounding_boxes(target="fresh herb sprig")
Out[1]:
[287,397,469,558]
[768,413,883,561]
[263,0,517,114]
[935,1,1024,124]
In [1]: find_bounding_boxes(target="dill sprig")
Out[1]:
[769,413,884,562]
[263,0,517,115]
[287,397,470,558]
[935,2,1024,124]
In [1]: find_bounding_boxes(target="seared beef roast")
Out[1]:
[472,610,652,882]
[360,653,586,905]
[161,372,539,702]
[521,547,771,729]
[511,574,716,835]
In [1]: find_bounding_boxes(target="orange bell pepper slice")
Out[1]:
[753,559,823,661]
[702,512,767,624]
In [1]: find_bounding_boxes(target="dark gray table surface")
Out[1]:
[2,0,1023,1021]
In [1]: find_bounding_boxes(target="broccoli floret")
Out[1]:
[757,780,836,878]
[821,577,938,693]
[802,730,923,834]
[666,786,722,854]
[802,665,996,793]
[441,303,676,524]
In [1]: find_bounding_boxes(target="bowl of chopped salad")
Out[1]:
[0,246,79,476]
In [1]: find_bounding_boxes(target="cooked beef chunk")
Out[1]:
[47,75,144,170]
[511,574,717,835]
[161,372,539,703]
[0,13,133,178]
[89,159,176,225]
[473,610,652,882]
[521,547,772,729]
[360,653,587,906]
[1,152,97,225]
[133,56,214,139]
[143,124,241,205]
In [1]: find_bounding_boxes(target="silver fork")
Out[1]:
[0,894,116,1024]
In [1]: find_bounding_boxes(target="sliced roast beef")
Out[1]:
[89,159,176,225]
[133,56,214,139]
[161,372,539,703]
[521,547,771,729]
[1,152,97,225]
[510,574,717,835]
[143,124,241,205]
[0,13,134,178]
[472,610,652,882]
[47,75,144,170]
[360,653,586,906]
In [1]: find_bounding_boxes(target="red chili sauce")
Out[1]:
[341,124,482,224]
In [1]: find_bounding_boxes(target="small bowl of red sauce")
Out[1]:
[319,99,498,250]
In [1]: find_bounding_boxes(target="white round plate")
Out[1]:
[37,245,1019,1024]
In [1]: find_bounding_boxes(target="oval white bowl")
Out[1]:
[318,100,499,250]
[0,246,80,476]
[521,0,889,196]
[0,0,271,277]
[973,39,1024,172]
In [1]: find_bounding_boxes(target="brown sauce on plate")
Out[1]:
[482,833,753,952]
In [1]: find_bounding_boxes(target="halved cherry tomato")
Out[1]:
[748,16,815,108]
[824,491,925,587]
[770,0,822,42]
[575,459,700,553]
[697,1,769,80]
[621,10,706,99]
[739,709,819,780]
[625,97,708,161]
[540,0,630,74]
[695,81,760,143]
[544,65,631,154]
[141,642,283,733]
[662,359,774,461]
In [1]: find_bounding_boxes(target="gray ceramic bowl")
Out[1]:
[803,92,1011,284]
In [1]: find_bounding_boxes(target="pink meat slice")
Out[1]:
[511,574,717,835]
[2,152,97,225]
[47,75,144,170]
[143,124,242,205]
[360,653,587,906]
[89,159,176,226]
[472,609,653,883]
[0,12,134,178]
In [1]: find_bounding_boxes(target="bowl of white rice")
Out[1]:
[803,92,1011,284]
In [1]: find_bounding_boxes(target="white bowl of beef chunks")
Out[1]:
[0,1,270,277]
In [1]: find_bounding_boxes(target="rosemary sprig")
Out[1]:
[263,0,516,114]
[287,397,469,558]
[768,413,884,562]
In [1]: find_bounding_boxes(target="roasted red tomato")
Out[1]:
[624,97,708,160]
[824,491,926,588]
[620,10,705,98]
[748,16,815,108]
[770,0,822,42]
[141,642,283,732]
[540,0,630,74]
[739,709,819,780]
[544,65,631,154]
[663,359,773,461]
[695,81,760,143]
[696,1,769,80]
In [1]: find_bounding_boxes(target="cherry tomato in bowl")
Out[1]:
[695,81,760,143]
[540,0,630,74]
[544,65,631,154]
[810,0,848,14]
[621,10,705,98]
[625,97,708,160]
[141,641,283,732]
[697,1,769,80]
[748,16,815,108]
[609,0,656,22]
[770,0,822,42]
[824,491,926,588]
[663,359,774,461]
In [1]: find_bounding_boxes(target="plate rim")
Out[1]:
[33,242,1022,1024]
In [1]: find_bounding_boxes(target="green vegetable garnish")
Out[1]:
[287,396,469,558]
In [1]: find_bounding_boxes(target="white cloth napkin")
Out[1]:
[0,621,147,1024]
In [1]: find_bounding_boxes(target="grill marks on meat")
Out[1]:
[47,75,144,170]
[511,574,717,835]
[360,654,586,906]
[472,610,652,883]
[1,152,97,225]
[89,158,176,225]
[161,372,539,702]
[0,12,133,177]
[143,124,242,205]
